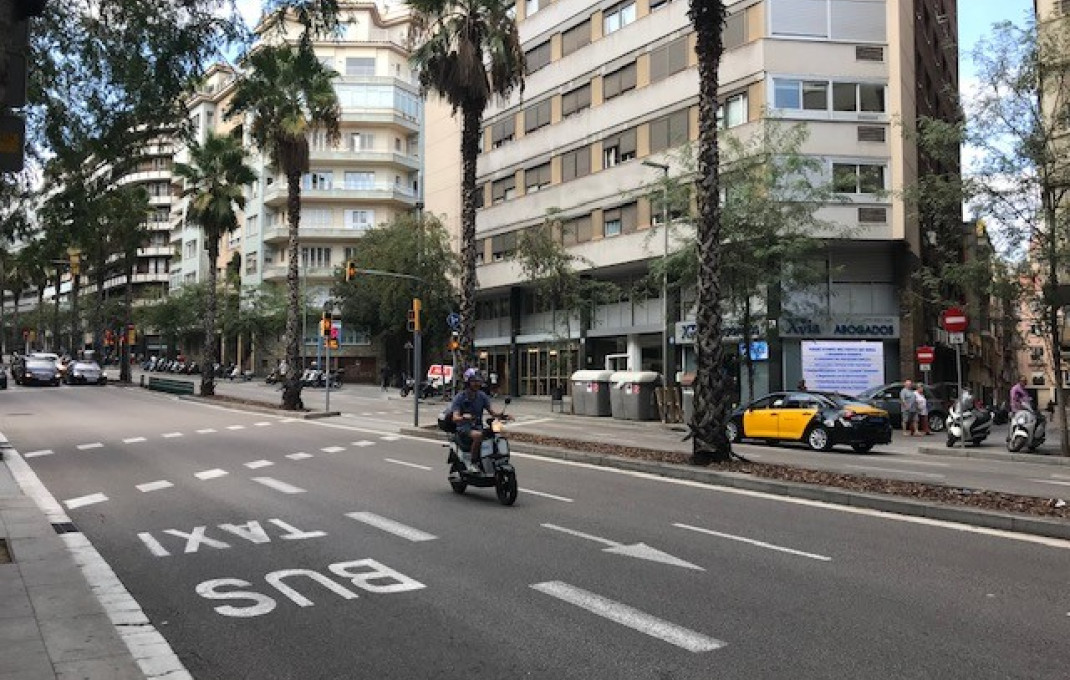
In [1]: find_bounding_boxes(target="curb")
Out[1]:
[401,428,1070,541]
[175,395,340,420]
[918,446,1070,467]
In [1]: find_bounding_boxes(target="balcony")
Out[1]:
[115,169,172,186]
[262,182,417,208]
[310,149,420,170]
[261,264,338,283]
[339,108,419,132]
[261,224,370,244]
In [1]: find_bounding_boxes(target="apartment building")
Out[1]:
[424,0,959,399]
[216,1,421,378]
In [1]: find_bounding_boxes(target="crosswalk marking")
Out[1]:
[123,437,147,443]
[244,460,274,469]
[346,512,437,542]
[76,442,103,450]
[194,469,228,480]
[24,449,53,458]
[64,493,109,510]
[530,582,725,653]
[136,481,174,493]
[252,477,306,494]
[286,452,313,460]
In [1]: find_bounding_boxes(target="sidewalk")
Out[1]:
[0,447,147,679]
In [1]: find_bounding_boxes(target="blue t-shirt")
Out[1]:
[450,389,492,428]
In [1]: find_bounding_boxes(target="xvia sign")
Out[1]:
[780,316,899,340]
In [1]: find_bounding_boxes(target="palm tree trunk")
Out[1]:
[35,288,43,350]
[688,0,731,464]
[281,170,304,410]
[202,240,219,397]
[458,103,482,367]
[52,268,61,353]
[121,258,134,383]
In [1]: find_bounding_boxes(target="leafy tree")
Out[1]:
[409,0,525,364]
[139,286,201,360]
[173,132,256,396]
[228,42,341,410]
[337,213,459,372]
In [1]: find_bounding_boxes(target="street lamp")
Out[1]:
[642,160,672,387]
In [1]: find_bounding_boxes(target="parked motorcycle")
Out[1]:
[945,390,992,447]
[1007,405,1046,453]
[440,398,518,505]
[400,378,438,399]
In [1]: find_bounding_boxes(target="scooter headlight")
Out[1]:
[491,420,504,433]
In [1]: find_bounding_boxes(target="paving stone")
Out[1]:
[38,613,129,664]
[8,537,66,564]
[2,521,55,539]
[0,615,42,645]
[27,582,106,620]
[18,557,87,588]
[54,653,145,680]
[0,639,53,677]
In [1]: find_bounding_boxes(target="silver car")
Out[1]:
[65,360,106,385]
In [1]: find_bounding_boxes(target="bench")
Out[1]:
[147,377,195,396]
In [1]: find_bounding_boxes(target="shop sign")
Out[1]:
[674,320,764,344]
[780,316,899,339]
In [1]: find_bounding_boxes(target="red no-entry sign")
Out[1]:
[916,346,935,365]
[941,307,968,333]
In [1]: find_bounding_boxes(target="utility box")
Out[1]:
[570,370,614,416]
[610,371,662,421]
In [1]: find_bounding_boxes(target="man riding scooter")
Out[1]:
[451,368,510,470]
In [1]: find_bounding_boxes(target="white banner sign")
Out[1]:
[802,341,885,396]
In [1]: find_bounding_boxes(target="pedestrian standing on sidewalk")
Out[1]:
[900,379,918,436]
[915,384,931,435]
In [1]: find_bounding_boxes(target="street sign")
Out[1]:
[941,307,968,333]
[920,364,931,372]
[948,332,964,345]
[446,312,461,330]
[916,345,935,365]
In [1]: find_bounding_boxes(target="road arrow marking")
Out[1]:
[542,523,703,570]
[346,512,437,542]
[673,523,832,562]
[530,582,725,652]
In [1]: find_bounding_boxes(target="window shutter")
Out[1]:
[668,110,688,145]
[649,116,669,152]
[562,21,590,56]
[619,128,637,156]
[650,44,668,82]
[603,71,620,100]
[723,12,745,49]
[620,62,637,91]
[526,42,551,71]
[576,146,591,177]
[830,0,886,42]
[667,36,688,76]
[621,203,638,234]
[769,0,829,37]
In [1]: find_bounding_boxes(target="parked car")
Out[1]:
[17,357,61,386]
[725,390,893,453]
[65,359,106,385]
[11,352,59,380]
[856,382,953,432]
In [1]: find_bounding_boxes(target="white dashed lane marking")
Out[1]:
[244,460,274,469]
[161,432,183,439]
[136,480,174,493]
[360,412,374,416]
[123,437,147,444]
[255,422,272,427]
[380,435,400,441]
[196,429,216,434]
[194,469,228,480]
[252,477,306,494]
[226,425,245,431]
[346,512,437,542]
[352,441,374,447]
[384,458,432,471]
[321,446,345,453]
[524,489,574,503]
[76,442,103,450]
[286,452,313,460]
[64,493,109,509]
[24,449,53,458]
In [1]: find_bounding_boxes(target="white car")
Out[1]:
[65,360,107,385]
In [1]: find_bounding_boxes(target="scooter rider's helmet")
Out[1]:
[463,367,483,387]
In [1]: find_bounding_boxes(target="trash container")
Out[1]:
[610,371,662,421]
[570,370,614,416]
[680,372,695,424]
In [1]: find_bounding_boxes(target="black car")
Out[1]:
[726,391,893,453]
[856,382,953,432]
[17,358,61,386]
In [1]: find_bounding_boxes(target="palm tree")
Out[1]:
[688,0,731,464]
[227,43,340,410]
[173,133,256,397]
[409,0,525,363]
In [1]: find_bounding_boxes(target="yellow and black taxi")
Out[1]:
[726,391,893,453]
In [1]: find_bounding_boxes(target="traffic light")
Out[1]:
[345,261,358,281]
[407,298,422,333]
[448,331,460,352]
[320,312,331,337]
[328,324,339,350]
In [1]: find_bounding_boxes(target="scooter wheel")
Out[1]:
[495,470,518,506]
[1008,435,1026,452]
[946,436,956,447]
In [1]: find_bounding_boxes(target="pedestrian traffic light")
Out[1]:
[345,261,358,281]
[320,312,331,337]
[407,298,422,333]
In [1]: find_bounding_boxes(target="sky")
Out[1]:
[958,0,1033,84]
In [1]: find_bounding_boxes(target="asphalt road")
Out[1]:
[3,382,1069,679]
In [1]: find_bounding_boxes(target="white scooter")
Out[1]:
[945,390,992,447]
[1007,404,1045,453]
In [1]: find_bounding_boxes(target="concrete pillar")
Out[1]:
[627,334,642,372]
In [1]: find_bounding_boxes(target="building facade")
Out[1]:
[424,0,960,399]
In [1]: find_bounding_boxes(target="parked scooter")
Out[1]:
[1007,404,1046,453]
[440,398,518,505]
[945,390,992,447]
[400,378,438,399]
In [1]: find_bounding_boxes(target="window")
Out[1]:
[475,239,485,265]
[561,215,594,246]
[474,184,485,209]
[525,163,551,192]
[561,22,590,57]
[245,252,258,275]
[649,37,688,83]
[491,232,516,261]
[603,1,636,35]
[304,208,331,227]
[769,0,885,42]
[301,247,332,269]
[561,83,591,118]
[649,110,689,153]
[524,99,552,133]
[491,117,515,148]
[723,11,746,49]
[649,0,671,9]
[561,146,591,181]
[344,209,375,230]
[492,176,516,204]
[185,240,197,259]
[802,81,827,110]
[833,82,887,112]
[350,133,375,151]
[602,204,637,237]
[717,93,748,129]
[344,171,374,189]
[833,163,885,193]
[602,62,637,101]
[526,41,551,72]
[345,57,376,77]
[602,128,636,168]
[302,171,332,190]
[774,79,832,111]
